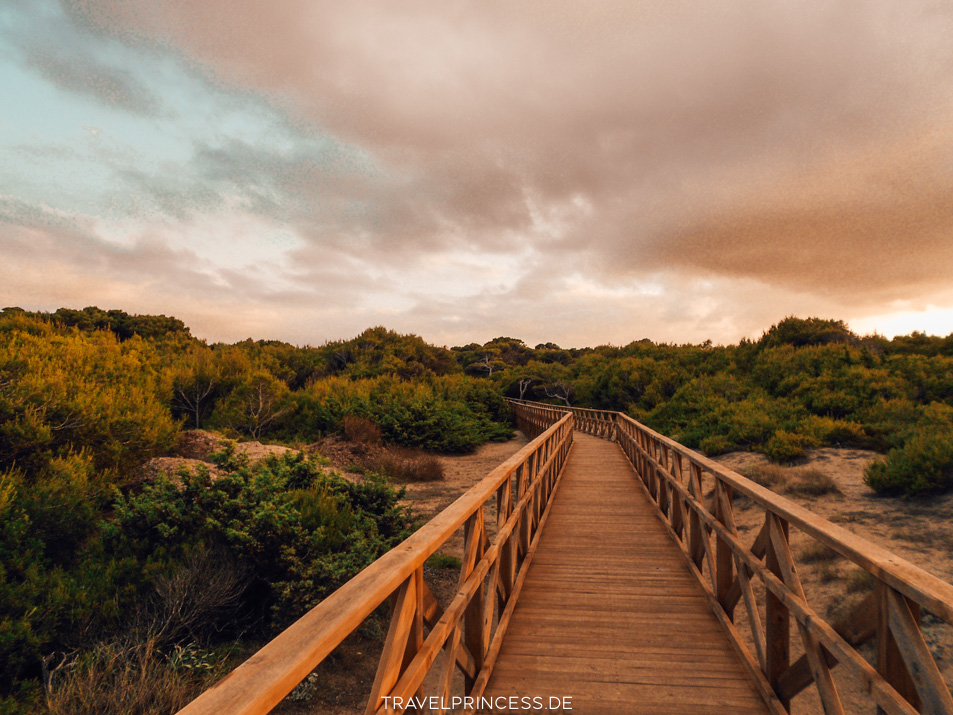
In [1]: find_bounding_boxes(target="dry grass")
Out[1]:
[740,464,841,497]
[342,416,382,445]
[817,563,842,583]
[339,416,444,481]
[45,640,223,715]
[799,542,842,564]
[741,464,789,489]
[360,448,445,482]
[844,568,876,594]
[785,468,842,497]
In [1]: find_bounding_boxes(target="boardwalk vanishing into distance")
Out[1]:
[484,433,769,713]
[180,401,953,715]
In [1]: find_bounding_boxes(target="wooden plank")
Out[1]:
[469,442,571,699]
[735,550,767,673]
[716,481,735,617]
[766,514,844,714]
[765,515,791,710]
[435,623,461,715]
[366,575,417,714]
[633,467,787,715]
[485,434,772,713]
[885,585,953,713]
[776,590,877,701]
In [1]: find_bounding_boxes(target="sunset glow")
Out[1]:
[3,1,953,345]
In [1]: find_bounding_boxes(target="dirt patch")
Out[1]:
[171,430,225,460]
[233,441,292,463]
[715,447,953,578]
[136,457,222,484]
[171,429,292,465]
[405,433,530,521]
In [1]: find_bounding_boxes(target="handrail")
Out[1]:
[179,411,574,715]
[506,398,616,440]
[510,397,953,714]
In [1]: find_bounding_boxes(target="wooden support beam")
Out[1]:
[776,590,878,701]
[715,481,735,619]
[366,575,418,714]
[765,515,791,711]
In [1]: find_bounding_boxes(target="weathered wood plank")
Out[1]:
[484,434,771,713]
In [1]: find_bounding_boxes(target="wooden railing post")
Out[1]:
[497,477,514,608]
[366,572,421,714]
[877,582,921,713]
[671,453,685,539]
[765,514,791,711]
[715,480,735,620]
[462,511,486,691]
[688,464,706,570]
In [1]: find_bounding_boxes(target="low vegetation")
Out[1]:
[740,465,841,497]
[3,306,953,710]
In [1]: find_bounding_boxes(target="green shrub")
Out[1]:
[698,435,732,456]
[802,416,871,449]
[865,428,953,496]
[759,317,857,349]
[105,452,413,627]
[426,553,462,570]
[0,328,178,477]
[762,430,811,463]
[294,376,511,453]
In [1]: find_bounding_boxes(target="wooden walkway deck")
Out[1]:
[181,404,953,715]
[484,433,769,714]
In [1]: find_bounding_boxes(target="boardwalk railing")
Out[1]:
[180,411,573,715]
[510,398,953,715]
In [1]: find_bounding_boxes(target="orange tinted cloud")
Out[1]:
[651,125,953,302]
[48,0,953,339]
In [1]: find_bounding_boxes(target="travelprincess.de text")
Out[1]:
[379,695,573,711]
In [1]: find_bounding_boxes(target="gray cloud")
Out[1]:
[24,45,161,116]
[1,1,162,116]
[7,0,953,343]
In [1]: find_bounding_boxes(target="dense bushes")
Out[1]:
[864,430,953,496]
[0,328,178,476]
[0,451,413,708]
[293,376,511,452]
[1,312,495,709]
[864,403,953,496]
[487,319,953,488]
[107,451,412,625]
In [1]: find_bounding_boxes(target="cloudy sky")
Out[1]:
[3,1,953,347]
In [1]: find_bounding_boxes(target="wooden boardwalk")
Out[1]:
[182,404,953,715]
[484,433,769,714]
